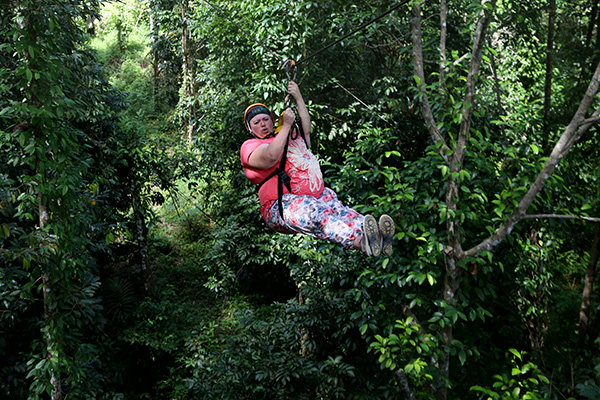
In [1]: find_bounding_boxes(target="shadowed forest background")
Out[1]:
[1,0,600,399]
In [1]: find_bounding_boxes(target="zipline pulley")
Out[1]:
[283,59,297,110]
[283,59,297,82]
[280,59,303,141]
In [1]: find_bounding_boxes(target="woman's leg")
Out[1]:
[264,190,364,250]
[318,187,364,237]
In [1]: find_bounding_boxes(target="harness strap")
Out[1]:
[291,117,306,142]
[257,119,307,219]
[258,133,292,218]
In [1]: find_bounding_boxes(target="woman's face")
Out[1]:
[249,113,274,138]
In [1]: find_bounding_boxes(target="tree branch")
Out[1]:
[394,369,417,400]
[582,110,600,126]
[411,0,450,161]
[455,0,496,166]
[578,215,600,348]
[450,52,470,68]
[446,0,497,260]
[523,214,600,223]
[439,0,448,90]
[465,60,600,258]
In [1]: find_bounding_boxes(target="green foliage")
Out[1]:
[90,1,159,116]
[470,349,550,400]
[187,304,362,399]
[103,277,137,322]
[0,0,193,397]
[2,0,600,399]
[370,318,436,386]
[0,0,119,396]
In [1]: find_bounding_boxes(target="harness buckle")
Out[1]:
[278,169,291,187]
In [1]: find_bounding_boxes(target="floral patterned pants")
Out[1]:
[264,187,364,250]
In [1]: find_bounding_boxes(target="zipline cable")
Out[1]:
[201,0,410,70]
[296,0,411,66]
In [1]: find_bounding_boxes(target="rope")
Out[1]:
[296,0,411,66]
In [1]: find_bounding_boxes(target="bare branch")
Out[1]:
[451,52,470,68]
[578,215,600,347]
[523,214,600,223]
[583,113,600,125]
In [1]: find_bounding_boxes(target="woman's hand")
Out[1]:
[282,107,295,128]
[286,80,311,147]
[288,81,303,102]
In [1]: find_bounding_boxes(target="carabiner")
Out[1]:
[283,59,297,82]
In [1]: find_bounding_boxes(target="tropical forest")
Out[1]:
[1,0,600,399]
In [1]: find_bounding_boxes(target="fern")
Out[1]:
[103,277,136,322]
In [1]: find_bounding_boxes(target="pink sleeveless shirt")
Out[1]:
[240,135,325,219]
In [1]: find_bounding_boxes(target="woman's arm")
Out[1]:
[288,81,311,148]
[246,108,295,169]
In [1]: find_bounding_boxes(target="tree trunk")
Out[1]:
[181,0,196,145]
[586,0,599,80]
[116,19,124,52]
[86,16,95,35]
[525,227,548,352]
[181,0,189,95]
[130,170,151,291]
[298,289,310,357]
[578,217,600,348]
[38,154,61,400]
[576,0,599,91]
[488,37,507,144]
[42,276,61,400]
[149,2,159,112]
[411,2,497,398]
[410,0,451,163]
[26,7,62,395]
[394,369,416,400]
[438,0,448,92]
[585,0,598,49]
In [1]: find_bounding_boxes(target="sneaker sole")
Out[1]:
[364,215,381,257]
[379,215,395,256]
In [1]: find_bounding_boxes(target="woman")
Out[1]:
[240,81,394,257]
